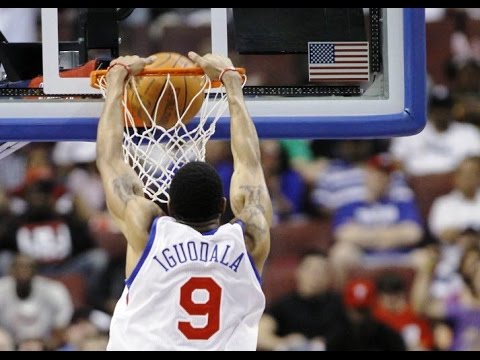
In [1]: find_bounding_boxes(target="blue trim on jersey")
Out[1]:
[201,227,219,236]
[247,253,262,285]
[125,217,159,289]
[234,219,246,232]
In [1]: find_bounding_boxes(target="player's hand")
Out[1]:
[108,55,157,78]
[188,51,235,81]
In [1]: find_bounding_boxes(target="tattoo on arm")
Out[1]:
[112,174,140,204]
[239,185,266,214]
[240,185,268,234]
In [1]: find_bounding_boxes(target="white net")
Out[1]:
[97,73,238,204]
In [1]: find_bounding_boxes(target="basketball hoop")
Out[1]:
[90,65,246,204]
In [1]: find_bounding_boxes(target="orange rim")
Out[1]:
[90,66,246,89]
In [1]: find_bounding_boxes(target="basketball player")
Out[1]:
[96,52,272,350]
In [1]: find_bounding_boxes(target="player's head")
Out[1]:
[168,161,226,223]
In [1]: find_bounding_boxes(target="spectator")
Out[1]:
[331,278,406,351]
[0,175,108,305]
[428,156,480,299]
[390,85,480,176]
[257,252,349,351]
[373,272,434,350]
[312,140,373,215]
[312,140,413,216]
[0,254,73,350]
[330,154,423,286]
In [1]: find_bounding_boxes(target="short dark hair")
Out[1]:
[168,161,224,223]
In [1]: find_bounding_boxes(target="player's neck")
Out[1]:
[176,218,220,233]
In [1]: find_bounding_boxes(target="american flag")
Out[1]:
[308,42,369,82]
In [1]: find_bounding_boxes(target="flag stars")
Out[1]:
[309,44,335,64]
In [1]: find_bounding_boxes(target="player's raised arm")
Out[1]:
[188,52,273,274]
[96,55,163,259]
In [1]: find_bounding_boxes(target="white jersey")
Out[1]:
[107,216,265,351]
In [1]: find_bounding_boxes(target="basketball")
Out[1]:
[127,52,205,129]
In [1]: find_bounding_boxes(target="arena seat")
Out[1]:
[408,172,454,223]
[261,255,301,306]
[47,273,87,309]
[269,219,333,259]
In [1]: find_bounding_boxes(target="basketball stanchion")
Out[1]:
[90,52,246,204]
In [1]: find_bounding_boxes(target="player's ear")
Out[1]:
[219,197,227,215]
[167,202,174,217]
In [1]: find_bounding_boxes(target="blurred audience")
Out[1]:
[330,154,423,286]
[412,246,480,351]
[312,141,413,216]
[0,254,73,350]
[391,86,480,176]
[0,174,108,305]
[428,156,480,300]
[333,278,406,351]
[257,252,349,351]
[373,272,433,350]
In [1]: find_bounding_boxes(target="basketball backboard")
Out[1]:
[0,8,425,141]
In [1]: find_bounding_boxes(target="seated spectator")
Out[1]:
[257,252,349,351]
[330,154,423,286]
[312,140,373,215]
[428,156,480,299]
[331,278,406,351]
[0,175,108,305]
[390,86,480,176]
[0,254,73,350]
[312,140,413,216]
[373,272,433,350]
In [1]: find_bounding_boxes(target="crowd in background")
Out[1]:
[1,8,480,351]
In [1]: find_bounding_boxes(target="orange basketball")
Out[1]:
[127,52,205,129]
